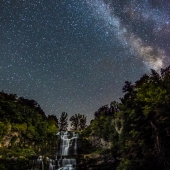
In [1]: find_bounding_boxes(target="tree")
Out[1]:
[70,114,87,131]
[79,114,87,130]
[47,115,58,128]
[70,114,80,131]
[117,67,170,170]
[58,112,68,131]
[94,105,112,118]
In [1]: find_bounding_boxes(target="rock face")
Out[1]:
[78,153,113,170]
[88,135,111,149]
[2,132,19,147]
[0,125,20,148]
[77,134,113,169]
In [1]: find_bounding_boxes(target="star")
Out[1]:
[0,0,170,123]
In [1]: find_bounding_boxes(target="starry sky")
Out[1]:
[1,0,170,123]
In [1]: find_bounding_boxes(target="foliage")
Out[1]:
[0,147,36,159]
[58,112,68,131]
[0,121,9,141]
[70,113,87,131]
[88,66,170,170]
[2,66,170,170]
[90,102,120,142]
[117,66,170,170]
[0,92,58,158]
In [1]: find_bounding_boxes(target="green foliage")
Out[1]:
[0,147,36,159]
[12,123,27,134]
[84,66,170,169]
[90,104,120,143]
[2,66,170,170]
[0,121,9,141]
[117,67,170,169]
[0,92,59,158]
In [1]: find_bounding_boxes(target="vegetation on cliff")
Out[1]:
[89,66,170,170]
[1,66,170,170]
[0,92,58,158]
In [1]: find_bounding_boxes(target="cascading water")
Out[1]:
[30,155,44,170]
[49,163,53,170]
[30,131,78,170]
[74,137,77,155]
[56,131,78,170]
[61,132,71,156]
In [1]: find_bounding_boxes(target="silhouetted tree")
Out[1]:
[70,113,87,131]
[79,114,87,130]
[94,105,113,118]
[70,114,80,131]
[58,112,68,131]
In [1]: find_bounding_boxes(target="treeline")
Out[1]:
[0,92,58,157]
[0,92,87,158]
[1,65,170,170]
[87,66,170,170]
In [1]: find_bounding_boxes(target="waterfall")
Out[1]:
[42,161,44,170]
[56,158,61,168]
[71,159,76,167]
[56,131,78,170]
[74,137,77,155]
[29,131,78,170]
[49,163,53,170]
[60,131,78,156]
[30,131,78,170]
[61,137,71,156]
[62,157,68,167]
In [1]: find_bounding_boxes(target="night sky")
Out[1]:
[1,0,170,123]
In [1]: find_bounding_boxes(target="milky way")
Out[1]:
[86,0,167,70]
[0,0,170,123]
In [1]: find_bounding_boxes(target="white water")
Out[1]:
[56,131,78,170]
[49,163,53,170]
[59,131,78,156]
[30,155,45,170]
[30,131,78,170]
